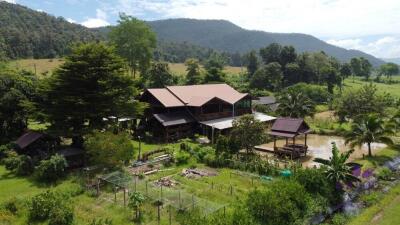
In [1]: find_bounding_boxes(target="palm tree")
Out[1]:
[314,142,360,185]
[277,91,315,118]
[345,114,393,157]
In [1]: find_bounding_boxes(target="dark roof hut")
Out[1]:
[268,118,311,159]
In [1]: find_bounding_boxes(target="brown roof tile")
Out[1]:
[271,118,310,134]
[15,131,44,149]
[147,88,185,107]
[166,84,247,106]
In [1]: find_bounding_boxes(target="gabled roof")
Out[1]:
[15,131,44,149]
[166,84,248,107]
[153,111,195,127]
[144,84,248,108]
[146,88,185,107]
[269,118,311,137]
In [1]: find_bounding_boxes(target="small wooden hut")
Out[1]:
[268,118,311,159]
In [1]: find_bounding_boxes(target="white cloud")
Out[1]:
[327,36,400,58]
[66,18,76,23]
[105,0,400,39]
[2,0,17,3]
[81,9,110,28]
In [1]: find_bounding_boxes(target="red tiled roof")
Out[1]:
[145,84,248,108]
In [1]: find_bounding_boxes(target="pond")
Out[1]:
[259,134,386,167]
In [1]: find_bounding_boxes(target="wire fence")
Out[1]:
[97,171,229,220]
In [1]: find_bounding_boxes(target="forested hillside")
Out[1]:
[147,19,384,66]
[0,2,101,59]
[0,1,384,66]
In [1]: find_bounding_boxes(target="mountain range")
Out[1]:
[0,1,385,66]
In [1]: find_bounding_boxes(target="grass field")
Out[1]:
[343,76,400,98]
[9,58,245,77]
[8,58,65,77]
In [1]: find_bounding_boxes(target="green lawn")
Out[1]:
[348,183,400,225]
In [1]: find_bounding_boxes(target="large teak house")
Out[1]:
[140,84,270,141]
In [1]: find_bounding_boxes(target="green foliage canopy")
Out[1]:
[85,131,134,168]
[109,14,157,77]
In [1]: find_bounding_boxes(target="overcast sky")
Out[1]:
[4,0,400,58]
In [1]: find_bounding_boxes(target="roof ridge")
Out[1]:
[165,86,187,105]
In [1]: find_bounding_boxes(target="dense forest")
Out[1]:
[0,2,101,59]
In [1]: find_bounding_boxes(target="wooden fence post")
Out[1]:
[123,189,126,207]
[169,205,172,225]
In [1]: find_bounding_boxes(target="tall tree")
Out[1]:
[279,45,297,66]
[259,43,282,64]
[322,66,340,94]
[0,69,37,144]
[333,83,393,121]
[37,43,145,146]
[204,54,226,83]
[146,62,175,88]
[231,115,265,155]
[350,57,362,79]
[249,62,283,91]
[345,114,393,157]
[283,62,301,86]
[379,63,399,81]
[276,91,315,118]
[359,57,372,80]
[246,50,259,77]
[185,58,202,84]
[314,143,360,186]
[109,14,156,78]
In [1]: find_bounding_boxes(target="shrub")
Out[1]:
[294,168,339,204]
[48,205,74,225]
[175,151,191,165]
[2,197,19,214]
[29,191,67,221]
[15,155,34,176]
[377,167,393,181]
[285,83,330,104]
[360,192,380,207]
[0,145,11,160]
[196,146,215,162]
[247,180,312,225]
[3,153,34,176]
[89,218,113,225]
[3,152,19,171]
[35,154,68,182]
[85,131,134,168]
[331,213,348,225]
